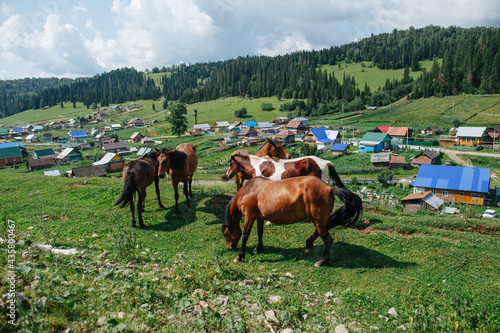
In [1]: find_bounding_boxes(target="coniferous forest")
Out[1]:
[1,25,499,119]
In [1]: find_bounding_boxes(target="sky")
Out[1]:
[0,0,499,80]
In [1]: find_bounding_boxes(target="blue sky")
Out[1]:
[1,0,499,80]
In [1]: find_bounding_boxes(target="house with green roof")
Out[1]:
[358,132,392,153]
[0,146,23,167]
[33,148,56,159]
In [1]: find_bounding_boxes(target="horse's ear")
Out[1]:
[155,147,159,152]
[222,224,230,235]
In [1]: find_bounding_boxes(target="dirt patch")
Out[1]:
[357,227,426,238]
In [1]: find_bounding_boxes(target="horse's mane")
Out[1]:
[257,138,281,152]
[169,150,187,170]
[143,151,159,160]
[223,195,236,232]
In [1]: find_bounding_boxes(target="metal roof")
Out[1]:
[412,164,490,193]
[68,130,88,138]
[0,146,23,159]
[361,132,391,144]
[456,127,486,138]
[93,153,122,165]
[423,194,445,210]
[330,143,349,151]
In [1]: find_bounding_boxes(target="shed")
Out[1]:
[130,132,145,143]
[72,165,108,177]
[411,149,439,167]
[285,121,308,134]
[214,121,230,132]
[390,155,406,170]
[26,134,39,143]
[27,157,56,171]
[371,153,390,167]
[141,137,154,144]
[238,127,258,138]
[291,117,310,126]
[43,170,61,176]
[137,147,152,158]
[424,126,441,136]
[402,191,444,213]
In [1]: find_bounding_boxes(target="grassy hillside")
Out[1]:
[1,169,500,332]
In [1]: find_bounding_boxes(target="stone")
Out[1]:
[388,307,399,317]
[265,310,277,322]
[335,324,349,333]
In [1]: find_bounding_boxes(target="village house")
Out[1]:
[411,149,439,167]
[68,130,88,141]
[33,148,56,159]
[484,126,500,149]
[25,134,39,143]
[102,141,127,153]
[228,121,242,132]
[130,132,145,143]
[93,152,126,172]
[256,122,276,134]
[128,118,145,127]
[424,126,442,136]
[401,191,444,213]
[238,127,258,140]
[291,117,310,128]
[214,121,231,132]
[274,117,289,125]
[285,121,308,135]
[0,146,23,167]
[412,164,490,206]
[55,147,83,163]
[373,125,390,133]
[191,124,211,136]
[31,125,44,133]
[358,132,392,153]
[141,137,154,144]
[387,127,412,142]
[275,129,296,144]
[330,143,350,155]
[455,127,487,147]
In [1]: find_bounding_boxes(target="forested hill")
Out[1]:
[1,25,499,120]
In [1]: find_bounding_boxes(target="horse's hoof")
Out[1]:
[305,247,312,254]
[132,225,137,228]
[314,259,328,268]
[233,256,244,262]
[140,225,146,229]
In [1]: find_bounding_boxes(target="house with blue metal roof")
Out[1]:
[412,164,491,205]
[303,127,341,150]
[242,120,257,128]
[68,130,88,141]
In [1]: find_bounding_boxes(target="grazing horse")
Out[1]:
[232,139,291,189]
[114,151,165,229]
[157,143,198,214]
[222,176,363,267]
[221,153,346,189]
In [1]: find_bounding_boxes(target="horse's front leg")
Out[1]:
[305,230,319,254]
[315,232,333,268]
[188,176,194,198]
[234,217,255,262]
[256,218,264,254]
[154,176,165,209]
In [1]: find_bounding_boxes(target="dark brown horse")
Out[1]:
[158,143,198,214]
[232,139,291,189]
[222,176,362,267]
[221,153,346,189]
[114,151,165,228]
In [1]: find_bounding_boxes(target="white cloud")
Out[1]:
[73,3,87,14]
[256,31,313,57]
[0,2,13,17]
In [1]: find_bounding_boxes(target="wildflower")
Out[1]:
[36,191,40,194]
[34,275,39,280]
[257,315,264,321]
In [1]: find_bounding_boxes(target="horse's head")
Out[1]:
[157,148,174,178]
[221,224,241,250]
[221,153,246,181]
[263,139,291,159]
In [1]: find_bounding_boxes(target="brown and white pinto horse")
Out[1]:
[114,151,165,229]
[232,139,291,189]
[222,176,363,267]
[221,153,346,189]
[157,143,198,214]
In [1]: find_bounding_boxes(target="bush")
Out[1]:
[261,103,273,111]
[234,107,247,118]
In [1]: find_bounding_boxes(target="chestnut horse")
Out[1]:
[232,139,291,189]
[222,176,363,267]
[114,151,165,229]
[221,153,346,189]
[158,143,198,214]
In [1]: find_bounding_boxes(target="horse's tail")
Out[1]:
[114,171,136,208]
[327,163,346,188]
[223,195,236,232]
[326,187,363,230]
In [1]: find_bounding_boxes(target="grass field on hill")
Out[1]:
[1,164,500,332]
